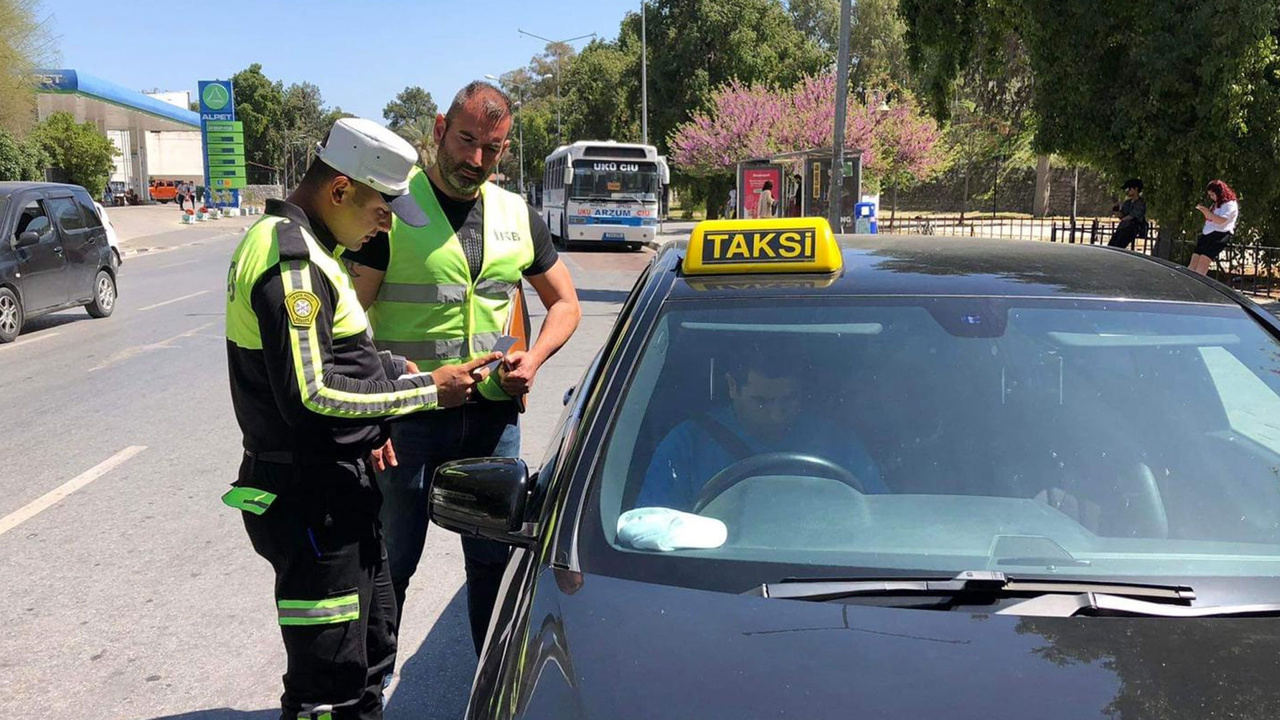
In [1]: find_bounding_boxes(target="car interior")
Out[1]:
[598,299,1280,560]
[14,202,53,245]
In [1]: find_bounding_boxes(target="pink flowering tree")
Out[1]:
[667,81,785,178]
[670,72,949,214]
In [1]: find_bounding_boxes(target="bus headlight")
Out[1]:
[568,216,588,225]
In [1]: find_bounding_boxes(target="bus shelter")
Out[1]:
[736,149,862,228]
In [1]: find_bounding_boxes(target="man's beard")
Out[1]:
[439,150,487,195]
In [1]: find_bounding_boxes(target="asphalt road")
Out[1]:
[0,227,656,720]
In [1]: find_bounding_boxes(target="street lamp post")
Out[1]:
[641,0,648,146]
[486,74,530,198]
[518,28,596,146]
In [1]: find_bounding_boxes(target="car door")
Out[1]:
[10,195,69,312]
[47,194,98,302]
[72,191,110,288]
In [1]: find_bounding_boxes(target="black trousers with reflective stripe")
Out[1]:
[236,454,397,720]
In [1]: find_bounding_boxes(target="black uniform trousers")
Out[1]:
[236,453,398,720]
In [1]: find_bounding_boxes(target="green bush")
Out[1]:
[0,128,47,181]
[32,112,118,197]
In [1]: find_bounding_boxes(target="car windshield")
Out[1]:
[0,195,8,223]
[571,161,660,201]
[584,296,1280,590]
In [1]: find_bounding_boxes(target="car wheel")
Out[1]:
[86,270,116,318]
[0,288,23,343]
[159,199,170,204]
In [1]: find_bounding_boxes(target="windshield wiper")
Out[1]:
[751,570,1196,604]
[999,592,1280,618]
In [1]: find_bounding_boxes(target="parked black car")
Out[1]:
[0,182,119,343]
[431,218,1280,719]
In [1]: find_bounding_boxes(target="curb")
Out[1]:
[121,226,251,258]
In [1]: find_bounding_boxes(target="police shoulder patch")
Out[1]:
[285,290,321,328]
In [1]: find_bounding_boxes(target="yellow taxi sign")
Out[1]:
[682,217,842,276]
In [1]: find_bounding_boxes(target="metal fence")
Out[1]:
[1191,241,1280,298]
[881,215,1280,298]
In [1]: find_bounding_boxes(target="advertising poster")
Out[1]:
[737,164,784,219]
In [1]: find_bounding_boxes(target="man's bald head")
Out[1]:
[445,81,514,127]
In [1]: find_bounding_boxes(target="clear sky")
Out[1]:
[46,0,641,121]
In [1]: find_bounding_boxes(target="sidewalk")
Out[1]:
[105,204,254,257]
[646,220,698,250]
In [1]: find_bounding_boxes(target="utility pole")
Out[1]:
[828,0,853,233]
[518,29,596,146]
[641,0,648,146]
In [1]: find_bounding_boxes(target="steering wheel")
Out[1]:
[691,452,865,514]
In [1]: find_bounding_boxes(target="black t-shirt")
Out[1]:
[346,176,558,279]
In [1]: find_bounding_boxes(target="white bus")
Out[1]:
[542,141,669,249]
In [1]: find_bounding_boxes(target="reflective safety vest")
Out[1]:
[369,170,534,401]
[227,215,368,351]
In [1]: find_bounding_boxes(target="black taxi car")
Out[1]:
[431,218,1280,719]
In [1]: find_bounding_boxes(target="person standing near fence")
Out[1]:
[1188,179,1240,275]
[1107,178,1146,249]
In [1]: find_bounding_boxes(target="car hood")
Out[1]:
[502,569,1280,720]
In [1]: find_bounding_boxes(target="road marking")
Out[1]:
[10,332,61,347]
[139,290,209,311]
[89,321,217,372]
[0,446,147,537]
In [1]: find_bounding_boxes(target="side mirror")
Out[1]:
[430,457,534,547]
[564,166,575,186]
[16,231,40,248]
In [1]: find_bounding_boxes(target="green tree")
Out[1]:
[646,0,828,158]
[848,0,912,89]
[562,38,641,143]
[395,118,438,168]
[505,103,556,188]
[280,82,329,184]
[789,0,916,91]
[382,86,438,132]
[0,127,47,181]
[788,0,841,50]
[0,0,55,136]
[230,64,286,182]
[31,112,117,196]
[322,106,356,129]
[903,0,1280,240]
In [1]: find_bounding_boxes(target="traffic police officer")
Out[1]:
[343,82,581,653]
[222,117,499,720]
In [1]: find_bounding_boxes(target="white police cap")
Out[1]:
[315,117,429,227]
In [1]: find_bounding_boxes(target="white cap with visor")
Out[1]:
[314,117,429,227]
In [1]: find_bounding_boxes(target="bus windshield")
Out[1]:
[571,161,660,202]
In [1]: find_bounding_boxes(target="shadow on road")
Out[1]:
[386,585,477,720]
[148,709,276,720]
[17,311,93,335]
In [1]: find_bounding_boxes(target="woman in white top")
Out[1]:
[1189,179,1240,275]
[755,180,776,219]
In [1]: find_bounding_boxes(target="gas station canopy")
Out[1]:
[34,69,204,200]
[35,69,200,132]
